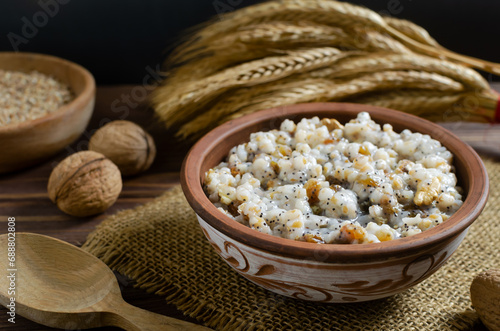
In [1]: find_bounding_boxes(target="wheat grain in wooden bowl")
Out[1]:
[0,52,95,174]
[181,103,489,303]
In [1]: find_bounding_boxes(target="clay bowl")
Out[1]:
[181,103,489,303]
[0,52,95,174]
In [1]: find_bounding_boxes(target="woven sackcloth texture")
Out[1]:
[82,157,499,331]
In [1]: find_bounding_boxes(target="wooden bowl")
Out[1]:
[181,103,489,303]
[0,52,95,174]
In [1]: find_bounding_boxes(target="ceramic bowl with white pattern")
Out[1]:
[181,103,488,303]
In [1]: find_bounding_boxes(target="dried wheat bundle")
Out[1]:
[153,0,500,139]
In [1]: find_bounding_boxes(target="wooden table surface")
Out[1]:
[0,86,199,330]
[0,85,497,330]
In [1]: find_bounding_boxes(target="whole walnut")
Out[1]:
[471,268,500,331]
[89,120,156,176]
[48,151,122,217]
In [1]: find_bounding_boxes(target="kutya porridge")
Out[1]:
[204,112,463,244]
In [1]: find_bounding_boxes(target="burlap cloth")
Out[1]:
[82,157,500,331]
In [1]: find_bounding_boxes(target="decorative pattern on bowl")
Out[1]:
[197,215,467,302]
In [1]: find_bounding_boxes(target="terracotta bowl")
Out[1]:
[181,103,489,303]
[0,52,95,174]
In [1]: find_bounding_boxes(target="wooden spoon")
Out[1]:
[0,233,211,330]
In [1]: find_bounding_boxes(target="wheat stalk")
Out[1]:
[307,52,489,90]
[382,24,500,75]
[359,90,496,123]
[352,28,411,54]
[383,17,439,47]
[154,47,355,127]
[351,90,499,123]
[347,90,464,114]
[287,0,500,74]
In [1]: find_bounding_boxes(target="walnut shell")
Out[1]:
[48,151,122,217]
[89,120,156,176]
[470,268,500,331]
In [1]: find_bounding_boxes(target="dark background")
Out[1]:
[1,0,499,84]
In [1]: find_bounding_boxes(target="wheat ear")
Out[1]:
[154,47,354,127]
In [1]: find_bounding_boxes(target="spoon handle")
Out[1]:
[104,299,212,331]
